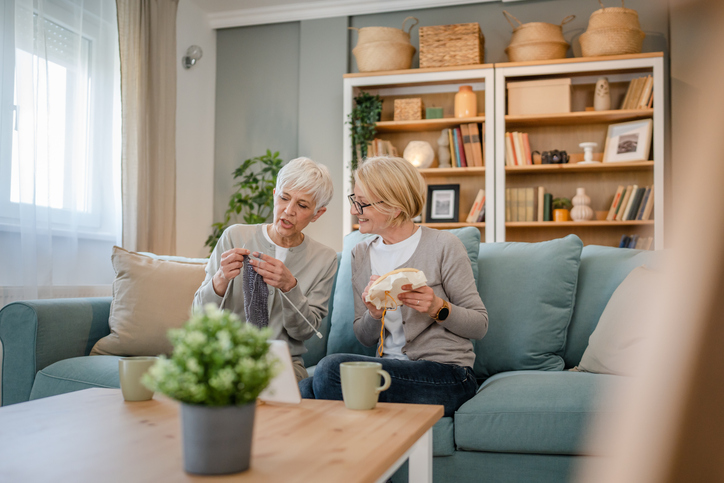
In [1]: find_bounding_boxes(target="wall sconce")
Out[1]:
[182,45,203,69]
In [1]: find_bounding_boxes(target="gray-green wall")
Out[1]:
[214,0,671,251]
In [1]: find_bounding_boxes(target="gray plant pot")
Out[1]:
[180,402,256,475]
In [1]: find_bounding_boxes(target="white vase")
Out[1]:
[594,77,610,111]
[570,188,594,221]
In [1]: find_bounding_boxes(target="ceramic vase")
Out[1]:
[181,402,256,475]
[594,77,610,111]
[454,86,477,118]
[437,129,451,168]
[570,188,594,221]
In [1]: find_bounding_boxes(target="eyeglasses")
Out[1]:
[348,194,383,215]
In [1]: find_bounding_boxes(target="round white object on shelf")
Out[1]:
[578,142,600,164]
[403,140,435,169]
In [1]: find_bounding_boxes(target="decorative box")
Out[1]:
[507,78,571,116]
[419,23,484,68]
[394,98,424,121]
[425,107,444,119]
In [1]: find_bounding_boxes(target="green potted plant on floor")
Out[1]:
[205,150,284,253]
[348,92,383,175]
[552,197,573,222]
[143,304,277,475]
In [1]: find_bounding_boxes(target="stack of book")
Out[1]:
[504,132,531,166]
[619,235,653,250]
[366,139,398,157]
[505,187,551,222]
[620,75,654,110]
[465,189,486,223]
[606,185,654,221]
[448,123,484,168]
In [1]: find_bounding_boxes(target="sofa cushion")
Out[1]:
[91,247,207,357]
[29,356,121,401]
[433,417,455,456]
[302,254,341,368]
[326,227,481,356]
[564,245,661,368]
[474,235,583,378]
[455,370,618,455]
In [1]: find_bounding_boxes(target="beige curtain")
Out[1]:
[117,0,179,254]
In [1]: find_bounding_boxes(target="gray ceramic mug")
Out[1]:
[118,356,158,402]
[340,361,391,410]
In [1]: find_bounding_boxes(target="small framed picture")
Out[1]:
[603,119,653,163]
[425,184,460,223]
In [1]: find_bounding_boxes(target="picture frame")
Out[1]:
[425,184,460,223]
[602,119,653,163]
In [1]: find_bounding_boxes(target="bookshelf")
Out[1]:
[342,65,496,242]
[494,53,665,248]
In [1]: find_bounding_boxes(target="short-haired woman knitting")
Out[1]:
[299,156,488,416]
[194,157,337,382]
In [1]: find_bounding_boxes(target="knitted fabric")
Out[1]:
[243,255,269,328]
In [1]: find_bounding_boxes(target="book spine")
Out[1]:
[456,128,467,167]
[525,187,534,222]
[505,133,515,167]
[625,187,645,221]
[537,186,545,222]
[636,187,651,220]
[543,193,552,221]
[461,124,474,166]
[448,128,457,167]
[505,189,512,222]
[466,189,484,223]
[641,185,655,220]
[452,128,461,168]
[616,185,633,221]
[476,197,486,223]
[606,185,625,221]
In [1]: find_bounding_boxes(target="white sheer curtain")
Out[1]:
[0,0,122,308]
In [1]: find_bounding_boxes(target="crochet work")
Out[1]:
[243,256,269,328]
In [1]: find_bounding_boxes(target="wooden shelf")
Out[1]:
[376,116,485,132]
[506,161,653,174]
[344,63,494,78]
[419,166,485,176]
[506,220,654,228]
[505,109,653,127]
[353,222,485,230]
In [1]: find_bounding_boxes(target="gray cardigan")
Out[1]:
[194,224,338,360]
[352,226,488,368]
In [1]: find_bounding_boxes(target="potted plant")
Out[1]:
[205,150,284,253]
[143,304,278,475]
[552,197,572,222]
[348,92,383,174]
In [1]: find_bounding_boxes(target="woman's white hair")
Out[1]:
[275,157,334,212]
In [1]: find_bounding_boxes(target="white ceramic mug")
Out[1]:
[118,356,158,402]
[340,361,391,410]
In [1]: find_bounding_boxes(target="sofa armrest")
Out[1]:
[0,297,112,406]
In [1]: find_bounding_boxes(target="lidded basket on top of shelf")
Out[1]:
[419,22,484,68]
[579,0,646,57]
[503,11,575,62]
[351,17,419,72]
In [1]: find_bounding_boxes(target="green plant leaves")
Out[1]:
[348,92,382,174]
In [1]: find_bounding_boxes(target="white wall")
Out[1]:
[176,0,217,257]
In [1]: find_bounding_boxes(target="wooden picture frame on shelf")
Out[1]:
[602,119,653,163]
[425,184,460,223]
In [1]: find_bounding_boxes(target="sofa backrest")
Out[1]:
[563,244,661,368]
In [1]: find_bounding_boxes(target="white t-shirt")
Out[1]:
[262,225,289,263]
[369,227,422,360]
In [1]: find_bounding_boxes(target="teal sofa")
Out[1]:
[0,229,657,483]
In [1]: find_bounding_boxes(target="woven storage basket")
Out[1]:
[349,17,418,45]
[394,98,423,121]
[353,41,416,72]
[503,11,574,62]
[580,27,645,56]
[587,1,641,30]
[419,23,484,68]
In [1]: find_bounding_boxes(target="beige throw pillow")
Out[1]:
[576,265,660,376]
[91,246,207,356]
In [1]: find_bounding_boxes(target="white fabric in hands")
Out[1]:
[365,268,428,310]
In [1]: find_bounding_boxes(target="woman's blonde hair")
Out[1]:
[354,156,426,226]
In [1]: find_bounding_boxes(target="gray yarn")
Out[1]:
[243,255,269,328]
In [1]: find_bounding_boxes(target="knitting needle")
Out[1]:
[277,288,323,339]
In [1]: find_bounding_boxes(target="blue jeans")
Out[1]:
[299,354,478,417]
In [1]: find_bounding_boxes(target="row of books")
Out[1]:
[447,123,485,168]
[619,234,653,250]
[620,75,654,110]
[504,131,531,166]
[465,189,486,223]
[366,139,399,158]
[505,187,552,222]
[606,185,654,221]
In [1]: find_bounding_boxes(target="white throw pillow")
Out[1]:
[576,265,660,376]
[91,246,207,356]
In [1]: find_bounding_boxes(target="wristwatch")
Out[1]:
[433,300,450,321]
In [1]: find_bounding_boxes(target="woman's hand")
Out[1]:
[249,252,297,293]
[397,284,444,319]
[361,275,384,319]
[212,247,250,297]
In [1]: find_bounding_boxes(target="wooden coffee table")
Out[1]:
[0,388,442,482]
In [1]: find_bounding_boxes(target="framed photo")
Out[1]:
[602,119,653,163]
[425,184,460,223]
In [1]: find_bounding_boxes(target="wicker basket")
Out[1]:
[588,1,641,30]
[353,41,416,72]
[580,27,645,57]
[349,17,418,45]
[394,98,424,121]
[503,11,574,62]
[419,23,484,68]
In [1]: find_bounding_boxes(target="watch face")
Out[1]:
[437,306,450,321]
